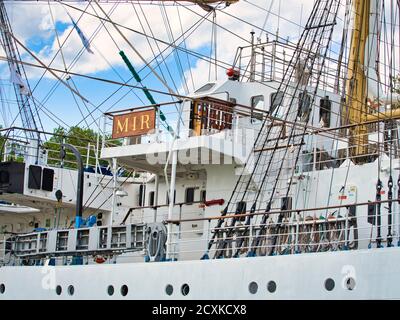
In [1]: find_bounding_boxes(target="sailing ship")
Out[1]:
[0,0,400,299]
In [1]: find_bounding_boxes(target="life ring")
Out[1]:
[94,255,106,264]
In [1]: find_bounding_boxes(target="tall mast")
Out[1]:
[344,0,370,164]
[0,0,40,161]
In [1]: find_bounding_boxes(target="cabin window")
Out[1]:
[298,91,311,121]
[185,188,195,204]
[166,190,176,205]
[251,95,264,109]
[138,185,146,207]
[251,95,264,121]
[270,91,284,115]
[194,83,215,93]
[148,191,155,207]
[319,96,331,128]
[236,201,247,222]
[200,190,207,203]
[301,150,313,172]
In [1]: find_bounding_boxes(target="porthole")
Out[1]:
[107,285,114,296]
[324,278,335,291]
[121,285,128,296]
[68,285,75,296]
[345,277,356,291]
[165,284,173,296]
[56,285,62,295]
[267,281,276,293]
[0,284,5,294]
[181,283,190,296]
[248,281,258,294]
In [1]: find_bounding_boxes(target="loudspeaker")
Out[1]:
[42,168,54,191]
[28,165,42,190]
[0,162,25,194]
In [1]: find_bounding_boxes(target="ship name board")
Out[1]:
[112,109,156,138]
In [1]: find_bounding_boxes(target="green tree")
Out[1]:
[43,126,109,170]
[0,127,24,163]
[0,126,5,160]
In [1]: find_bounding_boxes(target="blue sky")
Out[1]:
[0,0,313,135]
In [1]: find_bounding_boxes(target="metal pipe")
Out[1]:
[166,149,178,259]
[86,143,91,168]
[153,174,159,222]
[249,31,256,82]
[60,143,84,228]
[110,157,117,226]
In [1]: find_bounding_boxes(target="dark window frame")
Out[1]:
[200,190,207,203]
[250,95,264,121]
[319,96,331,128]
[270,91,284,115]
[138,184,146,207]
[185,188,195,204]
[298,91,311,121]
[149,191,155,207]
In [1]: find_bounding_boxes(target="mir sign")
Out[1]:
[112,109,156,139]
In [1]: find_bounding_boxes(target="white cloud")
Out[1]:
[0,1,314,130]
[8,0,390,131]
[4,1,312,84]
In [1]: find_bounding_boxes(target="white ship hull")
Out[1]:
[1,247,399,300]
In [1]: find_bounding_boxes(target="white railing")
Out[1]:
[1,128,103,171]
[165,203,400,260]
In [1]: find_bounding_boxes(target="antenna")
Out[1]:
[249,30,255,82]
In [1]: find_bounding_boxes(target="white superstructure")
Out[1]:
[1,0,400,300]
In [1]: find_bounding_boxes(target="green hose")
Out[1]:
[119,50,174,135]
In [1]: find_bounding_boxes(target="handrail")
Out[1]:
[165,198,400,224]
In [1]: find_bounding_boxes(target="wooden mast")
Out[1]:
[344,0,371,164]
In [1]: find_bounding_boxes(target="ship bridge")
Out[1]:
[100,79,282,175]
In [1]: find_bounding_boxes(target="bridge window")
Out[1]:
[319,96,331,128]
[185,188,195,204]
[190,99,233,135]
[270,91,284,115]
[251,95,264,109]
[251,95,264,121]
[194,83,215,93]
